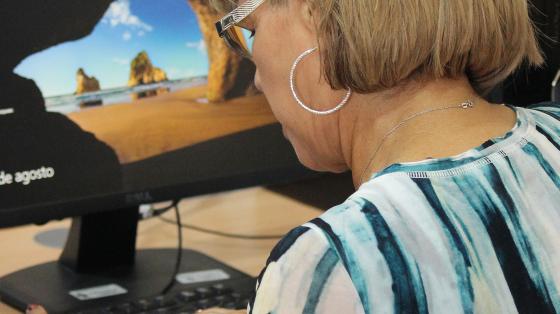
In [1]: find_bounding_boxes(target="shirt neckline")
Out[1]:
[368,104,532,180]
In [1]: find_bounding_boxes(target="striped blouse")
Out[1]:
[249,103,560,314]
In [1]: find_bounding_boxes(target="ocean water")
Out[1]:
[45,77,207,115]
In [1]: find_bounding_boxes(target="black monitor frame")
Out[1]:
[0,123,318,228]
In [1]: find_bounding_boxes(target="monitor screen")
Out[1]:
[0,0,312,227]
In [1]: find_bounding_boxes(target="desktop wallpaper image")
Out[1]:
[15,0,273,165]
[0,0,292,210]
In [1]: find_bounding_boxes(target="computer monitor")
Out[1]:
[0,0,319,312]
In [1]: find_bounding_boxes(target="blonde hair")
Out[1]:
[213,0,544,95]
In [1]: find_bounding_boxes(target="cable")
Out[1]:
[139,199,284,239]
[158,215,285,240]
[139,200,179,220]
[161,200,183,295]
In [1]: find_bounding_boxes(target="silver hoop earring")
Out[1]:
[289,47,352,115]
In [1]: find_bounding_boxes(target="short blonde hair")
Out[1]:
[214,0,544,95]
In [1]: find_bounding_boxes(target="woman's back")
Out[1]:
[249,103,560,314]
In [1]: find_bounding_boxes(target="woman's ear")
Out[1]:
[297,0,317,35]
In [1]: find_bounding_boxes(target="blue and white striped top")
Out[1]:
[249,103,560,314]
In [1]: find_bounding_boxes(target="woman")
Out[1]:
[27,0,560,313]
[204,0,560,312]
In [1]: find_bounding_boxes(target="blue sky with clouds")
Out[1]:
[15,0,209,97]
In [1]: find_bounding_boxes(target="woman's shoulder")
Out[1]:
[300,180,417,254]
[523,101,560,122]
[525,101,560,111]
[516,101,560,151]
[264,190,395,268]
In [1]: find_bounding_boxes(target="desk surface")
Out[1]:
[0,187,322,313]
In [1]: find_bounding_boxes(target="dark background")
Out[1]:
[499,0,560,105]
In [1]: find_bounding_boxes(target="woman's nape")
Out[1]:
[338,76,517,187]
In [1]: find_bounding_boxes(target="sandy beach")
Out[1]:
[68,85,277,164]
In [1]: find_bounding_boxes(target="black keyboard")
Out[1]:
[76,283,251,314]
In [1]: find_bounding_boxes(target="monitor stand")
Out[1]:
[0,207,256,313]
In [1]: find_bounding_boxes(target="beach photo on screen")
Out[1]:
[1,0,288,208]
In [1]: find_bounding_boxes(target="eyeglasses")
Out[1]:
[215,0,266,58]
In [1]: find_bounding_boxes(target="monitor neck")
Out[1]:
[59,207,139,273]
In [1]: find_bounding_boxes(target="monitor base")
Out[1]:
[0,248,256,314]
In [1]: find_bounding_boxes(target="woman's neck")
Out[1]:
[338,76,516,188]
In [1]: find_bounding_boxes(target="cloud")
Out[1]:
[103,0,153,32]
[137,30,145,37]
[186,39,207,54]
[122,31,132,41]
[112,58,130,66]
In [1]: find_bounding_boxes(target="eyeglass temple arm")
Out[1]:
[215,0,266,36]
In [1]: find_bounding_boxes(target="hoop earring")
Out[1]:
[289,47,352,115]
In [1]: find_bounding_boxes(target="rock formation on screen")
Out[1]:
[75,68,101,94]
[187,0,258,102]
[128,51,169,100]
[128,51,168,87]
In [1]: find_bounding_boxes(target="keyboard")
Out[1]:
[75,283,252,314]
[0,249,256,314]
